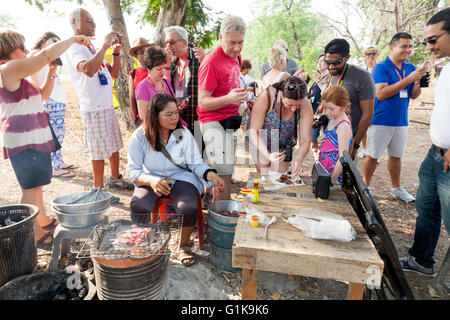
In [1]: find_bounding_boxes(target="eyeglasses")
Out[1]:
[81,19,96,26]
[324,56,347,66]
[164,39,183,46]
[421,31,448,46]
[365,52,378,56]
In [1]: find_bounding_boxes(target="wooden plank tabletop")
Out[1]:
[233,173,384,286]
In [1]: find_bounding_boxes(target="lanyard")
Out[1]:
[393,68,405,81]
[327,64,350,87]
[87,44,105,69]
[177,57,188,87]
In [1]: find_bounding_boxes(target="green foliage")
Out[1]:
[0,14,17,29]
[242,0,331,79]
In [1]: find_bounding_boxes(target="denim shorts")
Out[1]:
[10,149,52,190]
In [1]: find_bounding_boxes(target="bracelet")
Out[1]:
[48,75,57,80]
[112,52,120,56]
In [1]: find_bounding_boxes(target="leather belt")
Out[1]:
[433,144,448,157]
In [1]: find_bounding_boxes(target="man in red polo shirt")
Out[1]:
[197,15,247,200]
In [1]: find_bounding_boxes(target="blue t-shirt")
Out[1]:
[372,56,416,126]
[308,82,322,114]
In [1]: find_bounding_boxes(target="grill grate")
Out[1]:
[77,213,183,261]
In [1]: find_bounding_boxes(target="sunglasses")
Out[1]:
[165,39,183,46]
[365,52,378,56]
[324,56,347,66]
[421,31,448,46]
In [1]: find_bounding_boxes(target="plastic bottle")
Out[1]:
[252,179,259,203]
[251,215,260,227]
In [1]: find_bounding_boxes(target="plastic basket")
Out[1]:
[0,205,39,287]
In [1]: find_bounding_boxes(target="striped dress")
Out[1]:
[318,119,352,184]
[0,77,56,159]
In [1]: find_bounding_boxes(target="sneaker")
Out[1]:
[390,186,415,203]
[105,174,134,190]
[400,255,436,277]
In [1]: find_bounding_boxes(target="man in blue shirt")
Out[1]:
[362,32,428,202]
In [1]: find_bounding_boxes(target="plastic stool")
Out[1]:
[49,217,108,271]
[151,195,204,249]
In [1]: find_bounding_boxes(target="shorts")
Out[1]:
[199,120,235,176]
[80,108,124,160]
[367,125,408,159]
[10,149,52,190]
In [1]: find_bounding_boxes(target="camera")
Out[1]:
[312,114,329,129]
[51,57,63,66]
[420,72,430,88]
[249,81,258,96]
[279,140,296,162]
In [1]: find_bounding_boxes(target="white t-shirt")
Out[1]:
[63,43,113,112]
[30,64,67,103]
[430,62,450,149]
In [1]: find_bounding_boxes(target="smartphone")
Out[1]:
[182,96,191,104]
[116,33,122,44]
[51,57,63,66]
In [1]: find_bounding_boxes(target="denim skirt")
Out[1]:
[10,149,52,190]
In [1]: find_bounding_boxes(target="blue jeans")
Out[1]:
[409,146,450,268]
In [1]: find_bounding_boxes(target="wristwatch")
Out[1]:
[353,143,360,149]
[112,52,120,56]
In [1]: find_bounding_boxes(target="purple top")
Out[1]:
[135,78,174,102]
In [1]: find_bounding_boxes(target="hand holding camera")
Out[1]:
[279,140,296,162]
[419,60,431,88]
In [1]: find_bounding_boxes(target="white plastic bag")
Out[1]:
[281,208,356,242]
[244,207,272,226]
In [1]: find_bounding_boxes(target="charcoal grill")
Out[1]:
[77,213,183,300]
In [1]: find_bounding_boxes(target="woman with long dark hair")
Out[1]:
[127,93,224,266]
[30,32,77,178]
[247,76,313,175]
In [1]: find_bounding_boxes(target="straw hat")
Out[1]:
[129,37,154,57]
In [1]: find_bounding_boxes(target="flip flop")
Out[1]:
[53,170,74,178]
[42,218,58,233]
[178,247,197,267]
[37,232,53,245]
[61,164,79,170]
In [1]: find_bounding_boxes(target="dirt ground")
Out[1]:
[0,78,448,300]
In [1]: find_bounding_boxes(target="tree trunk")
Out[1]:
[153,0,189,46]
[102,0,134,130]
[290,21,302,61]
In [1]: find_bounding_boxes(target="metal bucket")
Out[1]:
[208,241,241,272]
[93,253,169,300]
[53,205,110,229]
[207,218,236,250]
[208,200,242,226]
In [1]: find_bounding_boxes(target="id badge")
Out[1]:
[399,90,408,98]
[176,89,184,98]
[98,71,108,86]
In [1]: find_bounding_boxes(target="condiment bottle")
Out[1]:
[252,179,259,203]
[251,215,259,227]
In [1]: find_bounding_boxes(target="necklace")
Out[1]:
[147,76,166,94]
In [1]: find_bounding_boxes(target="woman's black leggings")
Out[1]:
[130,180,200,226]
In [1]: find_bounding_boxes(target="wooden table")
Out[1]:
[232,174,384,300]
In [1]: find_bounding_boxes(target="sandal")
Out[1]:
[61,164,79,170]
[42,218,58,233]
[37,232,53,245]
[177,246,197,267]
[53,170,74,178]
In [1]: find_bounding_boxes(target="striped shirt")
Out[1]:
[0,76,55,159]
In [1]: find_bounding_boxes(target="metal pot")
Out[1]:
[51,191,112,214]
[53,205,109,228]
[208,200,242,226]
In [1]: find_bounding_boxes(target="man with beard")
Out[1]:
[323,39,375,160]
